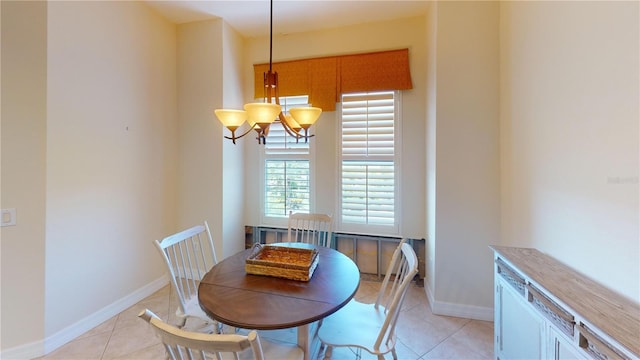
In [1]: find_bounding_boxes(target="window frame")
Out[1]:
[260,96,317,228]
[336,90,402,236]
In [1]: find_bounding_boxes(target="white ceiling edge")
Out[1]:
[143,0,430,38]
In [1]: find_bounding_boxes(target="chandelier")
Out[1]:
[214,0,322,145]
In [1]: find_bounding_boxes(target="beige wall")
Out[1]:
[176,19,225,254]
[1,0,47,351]
[500,1,639,301]
[425,0,438,312]
[46,0,177,337]
[221,21,248,257]
[2,1,178,356]
[426,0,640,316]
[428,1,500,318]
[176,18,246,258]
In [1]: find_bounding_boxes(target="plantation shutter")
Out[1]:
[342,92,395,159]
[340,91,396,227]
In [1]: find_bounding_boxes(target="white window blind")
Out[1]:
[340,91,396,229]
[342,92,395,159]
[264,95,312,219]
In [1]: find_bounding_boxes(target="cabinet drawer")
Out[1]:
[527,284,575,336]
[578,325,630,360]
[496,258,526,296]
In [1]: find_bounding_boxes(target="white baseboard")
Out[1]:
[1,275,169,360]
[423,282,494,322]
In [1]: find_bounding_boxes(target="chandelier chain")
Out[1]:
[269,0,273,72]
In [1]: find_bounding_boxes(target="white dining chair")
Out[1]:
[317,239,419,360]
[154,221,219,330]
[287,211,333,247]
[139,309,304,360]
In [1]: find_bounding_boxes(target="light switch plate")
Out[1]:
[1,208,16,226]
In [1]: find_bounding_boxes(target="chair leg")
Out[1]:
[391,349,398,360]
[323,345,333,360]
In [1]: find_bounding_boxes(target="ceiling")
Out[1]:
[144,0,430,38]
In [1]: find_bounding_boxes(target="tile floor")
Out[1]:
[35,278,494,360]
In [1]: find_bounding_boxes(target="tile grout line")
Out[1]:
[417,318,474,359]
[99,314,119,360]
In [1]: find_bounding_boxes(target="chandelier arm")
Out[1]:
[257,129,267,145]
[302,128,315,143]
[278,112,304,139]
[280,120,315,142]
[224,124,260,144]
[281,122,303,139]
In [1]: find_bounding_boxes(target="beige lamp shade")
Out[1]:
[290,107,322,127]
[214,109,247,128]
[244,103,281,125]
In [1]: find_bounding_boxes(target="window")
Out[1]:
[339,91,399,234]
[264,160,310,217]
[263,96,313,220]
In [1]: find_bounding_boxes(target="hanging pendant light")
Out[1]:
[214,0,321,144]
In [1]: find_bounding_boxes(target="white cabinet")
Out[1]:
[496,275,545,359]
[490,246,639,360]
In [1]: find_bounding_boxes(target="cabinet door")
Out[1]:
[548,326,585,360]
[496,277,545,359]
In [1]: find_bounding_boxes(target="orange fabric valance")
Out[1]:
[254,49,412,111]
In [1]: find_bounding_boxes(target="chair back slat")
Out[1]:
[373,240,418,352]
[139,309,266,360]
[154,221,218,327]
[287,211,333,247]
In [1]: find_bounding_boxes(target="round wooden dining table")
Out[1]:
[198,242,360,360]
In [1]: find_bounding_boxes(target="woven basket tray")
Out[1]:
[245,244,319,281]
